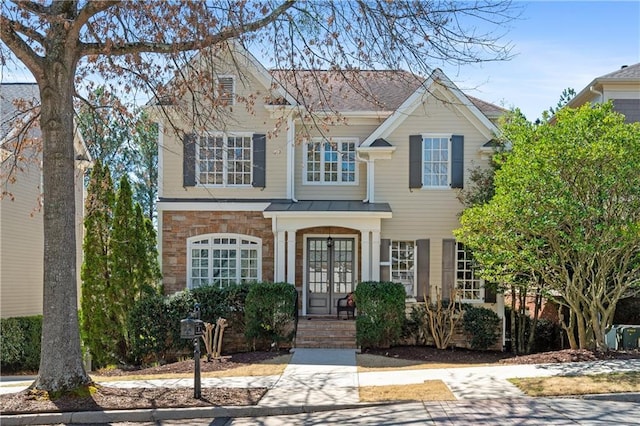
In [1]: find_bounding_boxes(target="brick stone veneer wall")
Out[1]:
[162,210,274,295]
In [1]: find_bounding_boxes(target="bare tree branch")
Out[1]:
[0,15,43,78]
[79,0,296,57]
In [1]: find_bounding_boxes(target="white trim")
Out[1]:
[194,131,254,187]
[186,232,262,289]
[263,210,392,220]
[362,69,498,146]
[157,201,270,211]
[302,137,359,186]
[302,233,359,316]
[157,122,165,198]
[420,134,452,189]
[286,115,295,200]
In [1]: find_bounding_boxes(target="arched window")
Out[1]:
[187,234,261,289]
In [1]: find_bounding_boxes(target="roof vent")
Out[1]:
[621,65,628,69]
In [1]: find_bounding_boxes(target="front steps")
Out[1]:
[295,316,358,349]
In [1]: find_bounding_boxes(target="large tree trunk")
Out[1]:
[32,54,91,391]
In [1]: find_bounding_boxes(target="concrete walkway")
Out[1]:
[1,350,639,425]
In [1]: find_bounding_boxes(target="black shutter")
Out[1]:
[380,239,390,281]
[409,135,423,189]
[252,133,266,188]
[183,133,196,187]
[450,135,464,188]
[441,239,456,301]
[484,283,497,303]
[416,239,430,302]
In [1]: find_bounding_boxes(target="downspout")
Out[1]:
[589,86,604,104]
[357,151,371,203]
[287,115,298,202]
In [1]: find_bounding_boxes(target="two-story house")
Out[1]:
[155,43,505,320]
[565,62,639,122]
[1,83,90,318]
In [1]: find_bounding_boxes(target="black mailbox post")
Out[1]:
[180,303,204,398]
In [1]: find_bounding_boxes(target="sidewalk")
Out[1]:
[2,349,639,425]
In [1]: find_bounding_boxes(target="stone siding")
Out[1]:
[162,210,274,294]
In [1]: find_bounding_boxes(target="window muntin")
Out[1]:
[456,242,483,302]
[197,133,252,186]
[305,138,357,184]
[391,241,415,297]
[422,135,450,188]
[188,234,261,289]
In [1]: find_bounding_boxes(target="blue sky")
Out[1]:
[443,1,640,120]
[2,1,638,122]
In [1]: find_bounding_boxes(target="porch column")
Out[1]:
[361,230,371,281]
[287,230,296,284]
[276,231,286,282]
[371,229,380,281]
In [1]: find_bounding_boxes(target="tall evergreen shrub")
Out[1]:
[355,281,405,348]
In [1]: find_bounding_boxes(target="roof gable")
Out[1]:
[361,69,499,146]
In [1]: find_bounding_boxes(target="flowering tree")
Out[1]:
[1,0,516,392]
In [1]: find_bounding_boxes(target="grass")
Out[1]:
[91,354,291,382]
[360,380,456,402]
[356,353,492,372]
[509,371,640,397]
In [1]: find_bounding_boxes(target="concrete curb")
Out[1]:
[0,402,388,426]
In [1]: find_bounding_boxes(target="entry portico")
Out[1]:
[264,201,392,315]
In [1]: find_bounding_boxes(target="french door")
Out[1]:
[306,237,355,315]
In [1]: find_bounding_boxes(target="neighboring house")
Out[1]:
[565,62,640,123]
[0,83,90,318]
[155,43,506,323]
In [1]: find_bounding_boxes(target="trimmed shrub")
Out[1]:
[0,315,42,372]
[244,282,297,349]
[462,305,501,350]
[127,293,171,365]
[355,281,405,349]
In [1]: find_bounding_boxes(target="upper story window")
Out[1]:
[456,242,483,302]
[409,134,464,189]
[197,133,252,186]
[304,138,357,184]
[216,76,235,105]
[390,241,415,298]
[188,233,261,289]
[422,136,450,187]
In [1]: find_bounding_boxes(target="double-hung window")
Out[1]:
[409,134,463,189]
[456,242,483,302]
[197,133,252,186]
[305,138,357,184]
[422,135,450,188]
[390,241,415,297]
[188,234,261,289]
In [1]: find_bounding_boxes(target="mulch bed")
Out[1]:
[2,347,638,415]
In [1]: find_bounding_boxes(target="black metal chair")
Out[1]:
[337,293,356,319]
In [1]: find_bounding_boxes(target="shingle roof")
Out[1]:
[270,69,504,119]
[597,63,640,80]
[1,83,40,141]
[265,200,392,213]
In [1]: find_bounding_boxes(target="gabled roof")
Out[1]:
[567,63,640,109]
[1,82,91,162]
[270,69,504,120]
[1,83,40,140]
[361,69,500,146]
[270,70,422,112]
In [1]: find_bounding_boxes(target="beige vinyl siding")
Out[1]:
[160,71,289,199]
[294,122,378,200]
[1,152,85,318]
[0,161,44,318]
[376,89,493,296]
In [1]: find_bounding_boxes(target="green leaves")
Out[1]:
[456,102,640,349]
